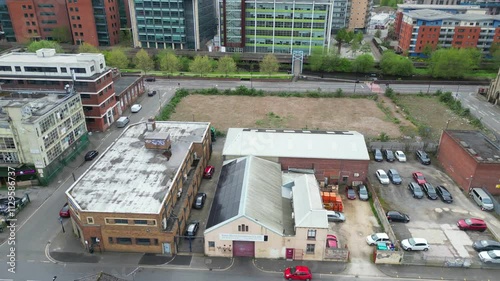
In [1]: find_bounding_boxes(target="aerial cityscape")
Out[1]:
[0,0,499,280]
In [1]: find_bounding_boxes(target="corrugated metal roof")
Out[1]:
[223,128,370,160]
[292,174,329,229]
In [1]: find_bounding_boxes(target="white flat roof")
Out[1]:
[66,121,210,214]
[0,51,103,64]
[223,128,370,160]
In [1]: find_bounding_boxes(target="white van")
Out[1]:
[116,116,130,128]
[470,188,494,211]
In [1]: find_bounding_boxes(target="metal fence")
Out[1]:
[402,254,475,268]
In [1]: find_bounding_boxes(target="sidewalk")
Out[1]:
[253,258,347,275]
[377,264,500,281]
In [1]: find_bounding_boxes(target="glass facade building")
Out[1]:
[219,0,350,55]
[0,0,15,42]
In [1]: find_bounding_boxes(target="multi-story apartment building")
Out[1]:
[218,0,351,55]
[397,9,500,56]
[0,90,87,186]
[0,49,120,131]
[416,0,500,15]
[0,0,122,46]
[129,0,217,50]
[349,0,372,32]
[66,120,212,254]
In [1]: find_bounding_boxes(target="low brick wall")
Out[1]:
[374,249,403,264]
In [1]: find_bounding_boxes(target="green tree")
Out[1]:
[157,50,180,75]
[77,42,100,53]
[119,30,132,46]
[489,42,500,69]
[26,40,63,53]
[350,32,364,56]
[105,48,129,69]
[374,30,382,39]
[422,44,434,58]
[380,51,414,76]
[189,55,213,76]
[134,48,154,74]
[351,54,375,73]
[360,43,372,53]
[308,49,325,71]
[259,54,280,76]
[428,48,480,79]
[51,26,71,43]
[217,55,237,76]
[387,24,398,40]
[335,28,354,54]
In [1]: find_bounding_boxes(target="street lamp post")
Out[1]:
[467,175,474,192]
[58,217,65,233]
[427,82,431,94]
[353,81,357,94]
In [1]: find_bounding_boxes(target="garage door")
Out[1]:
[233,241,255,257]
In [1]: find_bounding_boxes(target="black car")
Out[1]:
[386,210,410,223]
[436,185,453,203]
[422,183,438,200]
[184,221,199,239]
[416,150,431,165]
[373,149,383,162]
[84,150,99,161]
[0,195,29,215]
[193,192,207,209]
[408,182,424,199]
[147,90,157,97]
[384,150,395,162]
[145,77,156,82]
[472,240,500,252]
[387,169,402,185]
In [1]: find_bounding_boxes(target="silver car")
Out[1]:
[357,184,369,201]
[326,211,346,222]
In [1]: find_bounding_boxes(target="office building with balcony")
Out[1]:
[0,90,87,186]
[0,49,120,132]
[397,9,500,56]
[129,0,217,50]
[0,0,122,46]
[219,0,352,55]
[65,120,212,254]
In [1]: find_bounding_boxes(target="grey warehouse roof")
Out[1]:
[406,9,500,21]
[67,121,210,213]
[446,130,500,163]
[223,128,370,160]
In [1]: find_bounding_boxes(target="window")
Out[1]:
[90,66,95,72]
[61,67,67,73]
[15,66,21,71]
[80,94,91,99]
[114,219,128,224]
[238,224,249,232]
[108,237,113,243]
[208,241,215,248]
[136,238,151,245]
[307,229,316,239]
[306,244,315,254]
[87,217,94,224]
[154,239,159,245]
[116,238,132,245]
[0,66,12,71]
[70,67,86,73]
[134,220,148,225]
[0,138,15,149]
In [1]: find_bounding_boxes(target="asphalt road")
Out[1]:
[458,92,500,136]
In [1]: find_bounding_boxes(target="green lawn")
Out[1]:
[121,69,293,79]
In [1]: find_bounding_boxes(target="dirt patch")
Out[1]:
[170,95,401,138]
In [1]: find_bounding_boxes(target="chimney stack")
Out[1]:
[146,117,156,131]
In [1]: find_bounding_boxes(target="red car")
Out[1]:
[284,266,312,280]
[326,234,338,248]
[412,172,426,185]
[345,186,356,200]
[203,165,215,179]
[59,203,70,217]
[457,218,487,232]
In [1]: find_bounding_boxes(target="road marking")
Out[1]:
[0,279,14,281]
[44,243,58,264]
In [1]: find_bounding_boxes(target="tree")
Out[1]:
[335,28,354,54]
[26,40,63,53]
[259,54,280,76]
[360,43,372,53]
[387,24,397,40]
[351,54,375,73]
[428,48,481,79]
[422,44,434,58]
[51,26,71,43]
[217,55,237,76]
[380,51,414,76]
[158,50,181,75]
[350,32,364,56]
[105,48,129,69]
[308,49,325,71]
[77,42,100,53]
[489,42,500,69]
[134,49,154,74]
[189,55,213,76]
[374,30,382,39]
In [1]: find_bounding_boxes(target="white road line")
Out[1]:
[0,279,14,281]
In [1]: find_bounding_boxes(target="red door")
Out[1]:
[286,248,294,259]
[233,241,254,257]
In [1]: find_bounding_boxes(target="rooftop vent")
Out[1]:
[467,148,477,155]
[144,132,171,151]
[487,158,494,161]
[460,141,469,148]
[476,156,484,161]
[146,117,156,131]
[494,155,500,159]
[36,48,56,58]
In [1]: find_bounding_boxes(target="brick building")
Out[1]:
[112,74,145,115]
[0,49,119,131]
[222,128,370,186]
[437,130,500,195]
[65,120,212,254]
[486,67,500,105]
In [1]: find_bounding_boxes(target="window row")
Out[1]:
[0,138,15,150]
[105,218,157,225]
[109,237,159,246]
[0,66,87,74]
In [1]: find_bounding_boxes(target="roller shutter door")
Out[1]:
[233,241,255,257]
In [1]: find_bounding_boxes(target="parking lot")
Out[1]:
[368,150,497,265]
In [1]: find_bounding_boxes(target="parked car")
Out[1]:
[375,169,390,185]
[346,186,356,200]
[384,149,395,162]
[184,221,200,239]
[357,184,369,201]
[387,169,402,185]
[412,171,426,185]
[84,150,99,161]
[366,233,390,246]
[394,151,407,162]
[59,203,70,217]
[479,250,500,264]
[326,211,345,222]
[422,183,438,200]
[203,165,215,179]
[473,240,500,252]
[457,218,487,232]
[0,195,29,214]
[408,182,424,199]
[401,238,430,251]
[416,150,431,165]
[326,234,338,248]
[131,104,142,113]
[145,77,156,82]
[148,90,157,97]
[284,266,312,280]
[436,185,453,203]
[386,210,410,223]
[373,149,383,162]
[193,193,207,209]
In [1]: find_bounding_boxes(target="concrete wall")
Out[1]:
[374,250,403,264]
